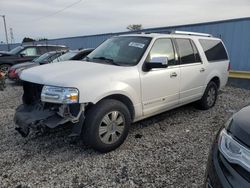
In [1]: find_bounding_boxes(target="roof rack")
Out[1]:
[171,30,212,37]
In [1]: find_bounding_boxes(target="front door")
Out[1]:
[140,38,180,116]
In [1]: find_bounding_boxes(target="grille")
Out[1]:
[23,81,44,105]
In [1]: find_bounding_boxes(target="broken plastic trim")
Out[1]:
[14,103,86,137]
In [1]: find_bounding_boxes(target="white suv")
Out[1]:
[15,31,229,152]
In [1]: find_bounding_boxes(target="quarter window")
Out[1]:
[146,38,176,66]
[199,39,228,62]
[175,39,201,64]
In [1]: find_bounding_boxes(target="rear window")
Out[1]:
[199,39,228,62]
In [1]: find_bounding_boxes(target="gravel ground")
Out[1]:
[0,83,250,188]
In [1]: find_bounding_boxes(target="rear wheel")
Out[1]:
[0,64,10,74]
[82,99,131,153]
[197,81,218,110]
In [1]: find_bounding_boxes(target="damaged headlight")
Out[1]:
[41,86,79,104]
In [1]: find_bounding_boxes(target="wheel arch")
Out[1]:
[95,94,135,121]
[210,76,220,89]
[205,71,221,90]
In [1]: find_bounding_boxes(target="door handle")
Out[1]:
[170,72,177,78]
[200,68,205,72]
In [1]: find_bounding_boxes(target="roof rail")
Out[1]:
[171,30,213,37]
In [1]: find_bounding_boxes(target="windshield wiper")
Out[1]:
[92,56,121,66]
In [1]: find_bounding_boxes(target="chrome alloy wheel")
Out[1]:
[207,87,216,107]
[98,111,125,144]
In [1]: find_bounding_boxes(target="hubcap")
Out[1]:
[207,87,216,106]
[98,111,125,144]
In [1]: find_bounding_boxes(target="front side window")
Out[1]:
[175,39,200,64]
[146,38,176,66]
[20,47,38,56]
[199,39,228,62]
[86,36,152,66]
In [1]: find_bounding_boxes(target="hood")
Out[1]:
[20,60,136,88]
[0,51,13,57]
[10,62,36,69]
[227,105,250,148]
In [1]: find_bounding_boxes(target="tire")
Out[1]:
[82,99,131,153]
[196,81,218,110]
[0,64,10,74]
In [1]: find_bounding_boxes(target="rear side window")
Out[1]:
[175,39,201,64]
[199,39,228,62]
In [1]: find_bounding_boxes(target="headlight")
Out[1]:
[41,86,79,104]
[219,128,250,172]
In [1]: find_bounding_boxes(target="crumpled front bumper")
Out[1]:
[14,103,85,137]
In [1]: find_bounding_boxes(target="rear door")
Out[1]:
[140,38,180,116]
[174,38,207,104]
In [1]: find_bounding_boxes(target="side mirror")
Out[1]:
[19,53,26,57]
[144,56,168,70]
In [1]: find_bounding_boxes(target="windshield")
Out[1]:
[33,53,51,63]
[86,36,152,66]
[9,46,24,54]
[52,51,77,63]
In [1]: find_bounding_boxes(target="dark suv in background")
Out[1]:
[0,44,68,73]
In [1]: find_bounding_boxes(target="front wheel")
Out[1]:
[82,99,131,153]
[196,81,218,110]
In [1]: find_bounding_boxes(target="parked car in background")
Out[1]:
[52,48,94,63]
[8,49,93,81]
[0,71,6,91]
[15,31,229,152]
[205,106,250,188]
[0,44,68,73]
[8,50,67,81]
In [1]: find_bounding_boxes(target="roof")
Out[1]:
[121,31,219,40]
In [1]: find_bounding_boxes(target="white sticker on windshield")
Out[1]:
[129,42,145,49]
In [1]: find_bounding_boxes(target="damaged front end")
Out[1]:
[14,81,85,137]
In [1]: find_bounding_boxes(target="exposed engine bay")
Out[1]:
[14,81,85,137]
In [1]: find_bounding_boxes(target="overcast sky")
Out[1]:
[0,0,250,43]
